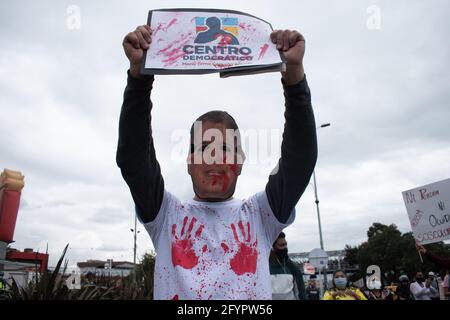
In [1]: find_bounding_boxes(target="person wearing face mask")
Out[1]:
[269,232,306,300]
[395,275,413,300]
[410,271,438,300]
[322,270,367,300]
[367,279,394,300]
[306,275,321,300]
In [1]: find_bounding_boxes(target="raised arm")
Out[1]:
[116,25,164,223]
[265,30,318,223]
[417,244,450,269]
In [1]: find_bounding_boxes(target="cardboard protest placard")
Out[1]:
[402,178,450,245]
[141,8,284,77]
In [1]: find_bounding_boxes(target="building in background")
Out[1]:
[77,259,136,278]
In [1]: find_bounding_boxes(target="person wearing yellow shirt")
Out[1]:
[323,270,367,300]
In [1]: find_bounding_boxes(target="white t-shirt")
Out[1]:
[271,274,297,300]
[410,281,437,300]
[144,190,295,300]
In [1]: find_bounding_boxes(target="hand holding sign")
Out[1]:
[415,243,427,254]
[123,25,152,78]
[270,29,305,84]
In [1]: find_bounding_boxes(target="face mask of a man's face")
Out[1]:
[275,248,288,259]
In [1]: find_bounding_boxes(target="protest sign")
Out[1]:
[303,262,315,275]
[141,8,284,77]
[402,178,450,244]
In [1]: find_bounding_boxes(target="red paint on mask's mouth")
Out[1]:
[205,169,226,187]
[206,170,225,176]
[205,164,238,192]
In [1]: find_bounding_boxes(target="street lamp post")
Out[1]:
[313,123,330,293]
[130,214,141,284]
[313,123,330,251]
[130,213,140,266]
[313,171,324,250]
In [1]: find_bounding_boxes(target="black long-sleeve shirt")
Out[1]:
[116,72,317,224]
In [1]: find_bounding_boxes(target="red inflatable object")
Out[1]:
[0,189,21,243]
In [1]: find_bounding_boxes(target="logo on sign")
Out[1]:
[194,17,239,45]
[182,16,253,63]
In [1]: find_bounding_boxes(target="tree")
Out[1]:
[344,222,450,284]
[134,251,155,299]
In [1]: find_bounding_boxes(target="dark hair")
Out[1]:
[190,110,239,153]
[272,232,286,248]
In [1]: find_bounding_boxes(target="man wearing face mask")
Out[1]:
[269,232,306,300]
[410,271,438,300]
[306,275,321,300]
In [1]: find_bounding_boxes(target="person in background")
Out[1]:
[410,271,437,300]
[305,275,320,300]
[395,275,413,300]
[269,232,306,300]
[367,279,394,300]
[442,269,450,300]
[322,270,367,300]
[427,272,440,300]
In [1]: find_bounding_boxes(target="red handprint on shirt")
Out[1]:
[171,216,205,269]
[223,220,258,275]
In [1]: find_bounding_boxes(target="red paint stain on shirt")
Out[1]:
[229,221,258,275]
[221,242,230,253]
[230,243,258,275]
[195,224,205,238]
[171,238,199,269]
[171,294,179,300]
[230,243,258,276]
[171,216,204,269]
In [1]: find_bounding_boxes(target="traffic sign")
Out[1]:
[309,248,328,269]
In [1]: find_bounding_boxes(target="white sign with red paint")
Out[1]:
[141,9,284,76]
[402,178,450,245]
[303,262,315,275]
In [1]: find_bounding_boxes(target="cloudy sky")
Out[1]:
[1,0,449,268]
